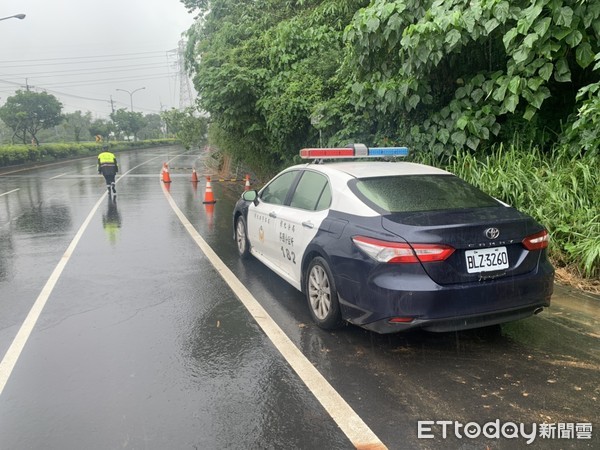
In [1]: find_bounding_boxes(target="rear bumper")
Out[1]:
[337,260,554,334]
[358,304,547,333]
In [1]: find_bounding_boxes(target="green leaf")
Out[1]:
[503,28,518,49]
[471,88,485,103]
[493,78,509,102]
[576,42,595,68]
[523,33,539,48]
[484,18,500,34]
[533,17,551,37]
[527,77,544,91]
[456,87,467,99]
[451,130,467,146]
[508,76,522,95]
[555,6,574,27]
[408,94,420,110]
[539,62,553,81]
[531,89,548,109]
[504,94,519,113]
[523,105,536,121]
[466,136,480,150]
[566,30,583,48]
[456,116,469,130]
[445,29,461,48]
[513,47,530,64]
[552,27,572,41]
[493,1,510,23]
[555,58,571,82]
[367,17,380,33]
[438,128,450,144]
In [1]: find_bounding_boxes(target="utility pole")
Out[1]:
[109,96,115,114]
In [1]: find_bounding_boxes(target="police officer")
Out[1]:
[97,146,118,195]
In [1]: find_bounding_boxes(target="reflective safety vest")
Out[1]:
[98,151,118,174]
[98,151,117,164]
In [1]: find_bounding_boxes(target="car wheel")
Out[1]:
[305,257,343,330]
[235,216,250,258]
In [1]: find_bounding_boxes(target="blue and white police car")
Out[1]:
[233,144,554,333]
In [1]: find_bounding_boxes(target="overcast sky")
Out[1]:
[0,0,197,118]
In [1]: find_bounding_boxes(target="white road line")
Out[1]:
[0,189,19,198]
[0,156,163,396]
[0,193,106,395]
[161,183,387,450]
[50,164,99,180]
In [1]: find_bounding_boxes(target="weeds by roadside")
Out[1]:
[414,143,600,288]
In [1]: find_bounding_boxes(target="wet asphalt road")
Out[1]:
[0,146,598,450]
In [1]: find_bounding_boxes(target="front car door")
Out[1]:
[275,170,332,289]
[247,170,300,274]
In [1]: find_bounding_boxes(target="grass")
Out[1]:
[414,143,600,280]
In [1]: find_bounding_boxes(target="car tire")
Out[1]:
[305,257,343,330]
[235,216,250,259]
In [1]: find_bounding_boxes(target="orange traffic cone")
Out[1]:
[202,176,217,204]
[244,174,251,191]
[162,163,172,183]
[191,168,199,183]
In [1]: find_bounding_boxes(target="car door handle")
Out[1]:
[302,221,314,229]
[269,212,277,218]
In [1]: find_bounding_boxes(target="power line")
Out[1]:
[0,50,172,64]
[0,54,171,69]
[2,62,172,79]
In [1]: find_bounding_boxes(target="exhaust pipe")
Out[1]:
[534,307,544,315]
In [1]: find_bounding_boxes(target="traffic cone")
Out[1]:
[162,163,172,183]
[202,176,217,204]
[244,174,251,191]
[191,168,199,183]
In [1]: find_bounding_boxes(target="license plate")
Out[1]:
[465,247,509,273]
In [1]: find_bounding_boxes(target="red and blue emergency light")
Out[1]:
[299,143,409,159]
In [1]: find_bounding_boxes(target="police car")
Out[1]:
[233,144,554,333]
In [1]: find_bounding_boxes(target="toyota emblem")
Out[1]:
[485,227,500,239]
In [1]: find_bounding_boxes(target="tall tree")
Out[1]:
[161,107,208,149]
[0,90,63,144]
[137,113,164,140]
[110,109,146,141]
[89,118,115,142]
[63,111,92,142]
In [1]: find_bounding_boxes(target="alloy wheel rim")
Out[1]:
[308,265,331,320]
[236,220,246,253]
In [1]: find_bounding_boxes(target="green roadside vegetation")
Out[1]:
[0,139,178,168]
[179,0,599,284]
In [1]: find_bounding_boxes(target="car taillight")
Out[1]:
[352,236,455,263]
[522,230,549,250]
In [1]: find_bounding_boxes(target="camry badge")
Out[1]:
[485,227,500,239]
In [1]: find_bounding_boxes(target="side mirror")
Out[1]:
[242,190,258,205]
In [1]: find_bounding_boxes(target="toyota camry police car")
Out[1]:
[232,144,554,334]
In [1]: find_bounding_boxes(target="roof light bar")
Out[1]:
[299,144,409,159]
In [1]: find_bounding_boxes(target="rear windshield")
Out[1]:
[351,174,500,213]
